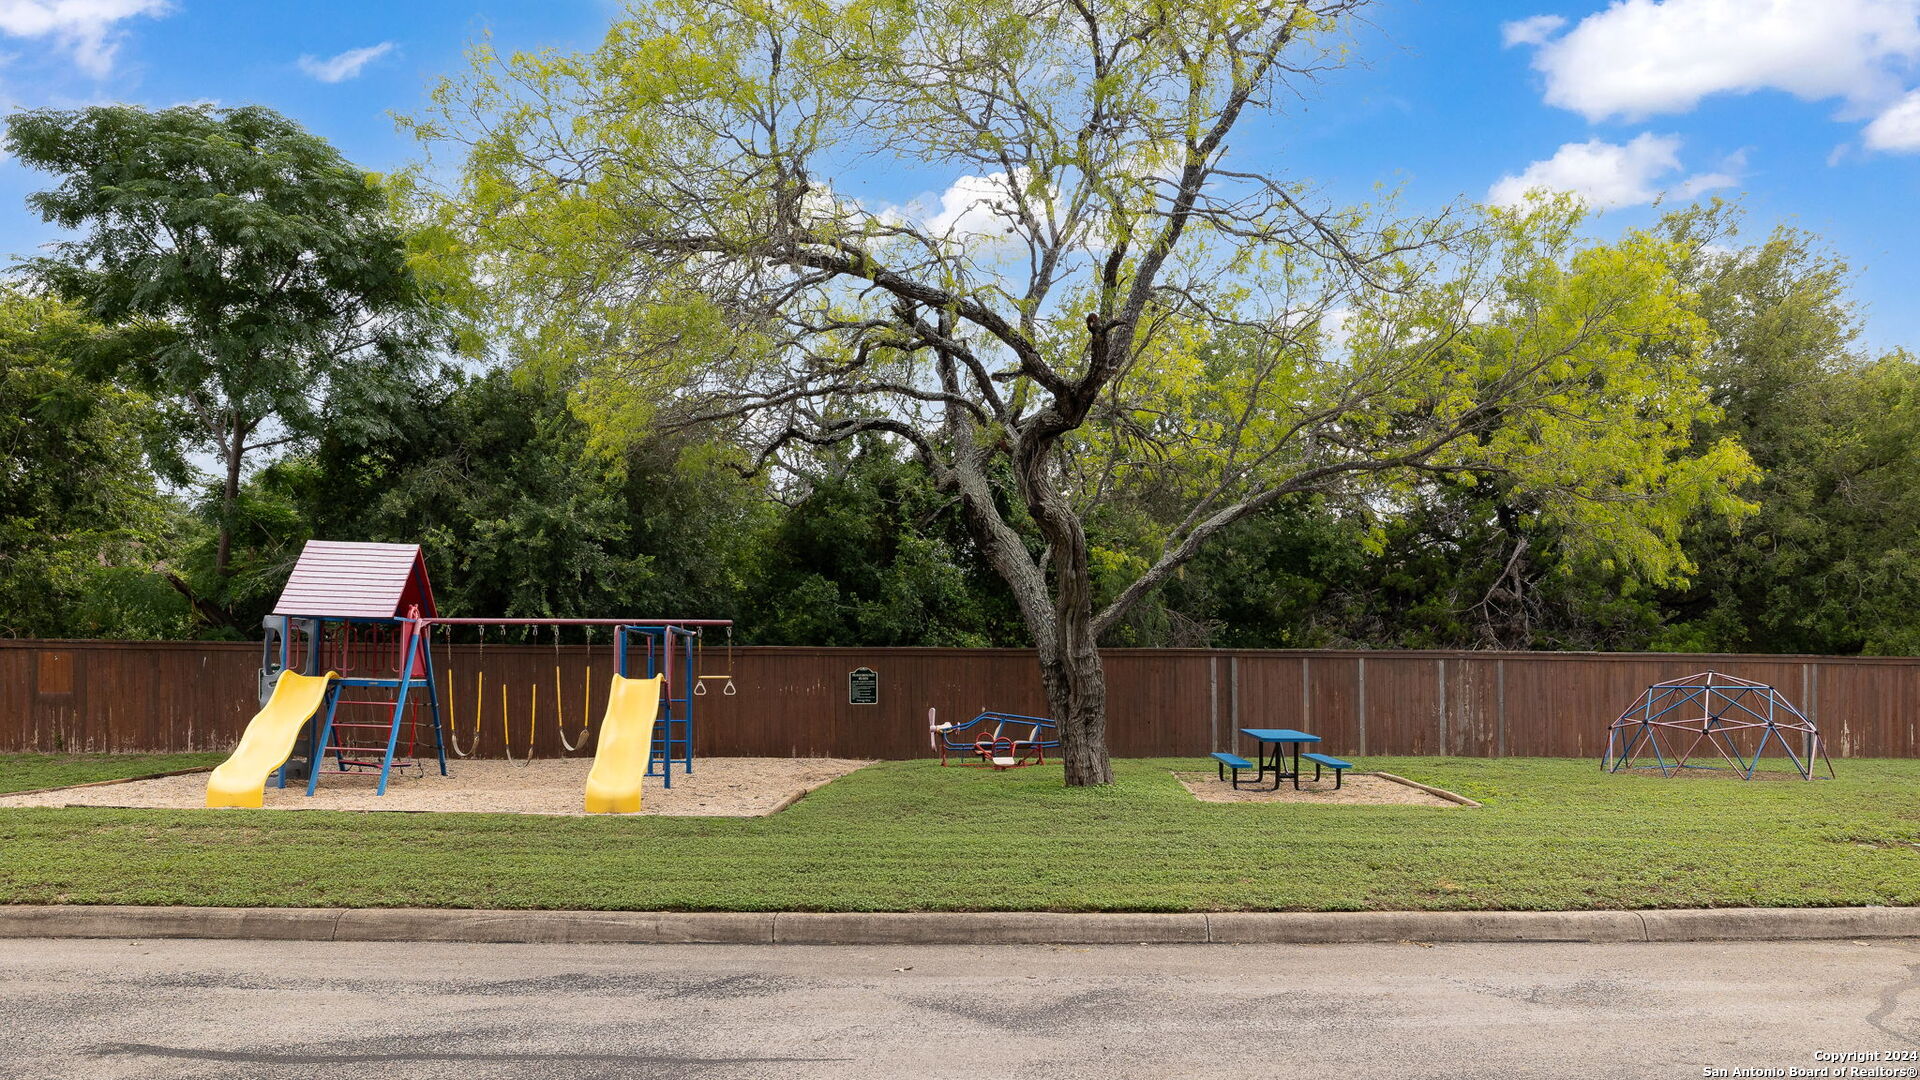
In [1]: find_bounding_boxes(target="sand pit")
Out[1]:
[0,757,872,817]
[1173,770,1469,807]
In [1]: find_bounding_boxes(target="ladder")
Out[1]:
[306,620,447,796]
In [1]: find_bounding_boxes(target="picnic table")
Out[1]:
[1237,727,1321,790]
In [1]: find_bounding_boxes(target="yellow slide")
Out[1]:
[205,670,336,809]
[584,674,664,814]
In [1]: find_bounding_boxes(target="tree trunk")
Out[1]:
[1039,603,1114,787]
[160,569,237,630]
[215,422,244,578]
[947,435,1115,785]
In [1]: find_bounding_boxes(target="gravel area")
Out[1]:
[0,757,873,817]
[1172,770,1464,807]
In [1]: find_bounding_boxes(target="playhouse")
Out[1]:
[205,540,731,813]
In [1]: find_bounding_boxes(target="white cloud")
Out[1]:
[1865,88,1920,150]
[297,42,395,84]
[1487,133,1737,211]
[0,0,171,78]
[1501,14,1566,47]
[1315,307,1356,353]
[922,170,1027,239]
[1509,0,1920,122]
[1677,169,1739,197]
[1677,148,1748,195]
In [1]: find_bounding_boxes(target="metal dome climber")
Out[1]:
[1604,671,1835,781]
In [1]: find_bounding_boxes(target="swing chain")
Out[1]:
[557,624,590,753]
[451,624,483,758]
[694,625,739,695]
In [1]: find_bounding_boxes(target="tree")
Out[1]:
[416,0,1754,784]
[0,289,192,638]
[1655,209,1920,654]
[745,438,1025,646]
[229,369,649,627]
[238,369,1009,644]
[5,104,454,591]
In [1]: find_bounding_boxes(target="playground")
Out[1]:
[1,540,1916,913]
[186,540,755,816]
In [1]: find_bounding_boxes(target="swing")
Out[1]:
[693,625,737,696]
[556,625,592,753]
[500,678,516,765]
[524,675,538,766]
[450,624,484,758]
[496,624,536,767]
[507,624,536,767]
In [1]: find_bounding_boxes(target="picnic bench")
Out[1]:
[1235,728,1321,790]
[1222,729,1357,790]
[1300,751,1353,790]
[1211,751,1256,788]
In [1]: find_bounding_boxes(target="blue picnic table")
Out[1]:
[1238,727,1322,790]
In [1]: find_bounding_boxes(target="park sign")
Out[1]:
[849,667,878,706]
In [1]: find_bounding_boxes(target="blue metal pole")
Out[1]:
[659,629,673,789]
[305,685,343,797]
[376,626,423,796]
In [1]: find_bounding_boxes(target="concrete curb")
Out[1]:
[4,905,1918,945]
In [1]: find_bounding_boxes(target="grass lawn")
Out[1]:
[1,756,1917,912]
[0,752,227,795]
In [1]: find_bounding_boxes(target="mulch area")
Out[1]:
[0,757,873,816]
[1172,770,1465,807]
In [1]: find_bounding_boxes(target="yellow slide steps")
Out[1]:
[205,670,336,809]
[584,674,663,814]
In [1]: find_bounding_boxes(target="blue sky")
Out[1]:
[2,0,1917,352]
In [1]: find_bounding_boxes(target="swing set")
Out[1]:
[433,618,737,788]
[214,541,735,810]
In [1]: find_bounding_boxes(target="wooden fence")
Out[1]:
[4,639,1918,759]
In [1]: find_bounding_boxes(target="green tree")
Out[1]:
[746,439,1024,646]
[416,0,1754,784]
[229,369,648,627]
[5,104,455,593]
[1657,210,1920,654]
[0,290,192,638]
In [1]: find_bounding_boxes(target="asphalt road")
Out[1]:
[2,937,1917,1079]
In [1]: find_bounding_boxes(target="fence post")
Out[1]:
[1208,655,1219,754]
[1357,656,1368,756]
[1229,654,1240,748]
[1801,661,1819,762]
[1496,657,1507,758]
[1298,656,1309,730]
[1437,657,1448,757]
